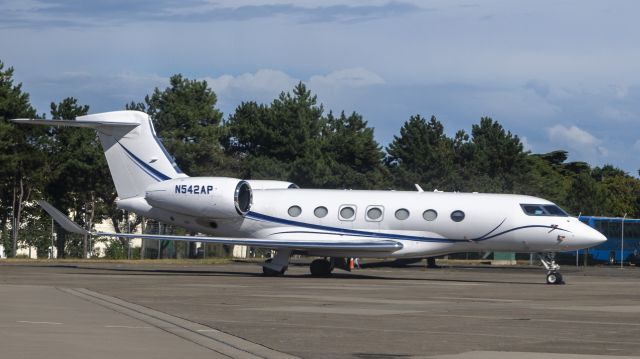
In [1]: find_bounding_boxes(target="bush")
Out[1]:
[104,240,127,259]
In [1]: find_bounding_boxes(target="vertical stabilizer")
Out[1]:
[79,111,186,198]
[12,110,186,198]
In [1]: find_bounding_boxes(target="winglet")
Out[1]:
[37,200,90,235]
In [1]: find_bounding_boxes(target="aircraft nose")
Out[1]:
[593,229,607,244]
[584,225,607,246]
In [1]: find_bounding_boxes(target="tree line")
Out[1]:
[1,60,639,258]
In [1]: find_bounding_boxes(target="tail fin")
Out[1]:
[12,110,186,199]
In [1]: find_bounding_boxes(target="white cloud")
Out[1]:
[600,106,638,122]
[520,136,532,152]
[202,68,384,111]
[205,69,298,97]
[309,67,384,88]
[524,80,550,98]
[611,84,629,100]
[203,69,299,110]
[546,124,608,157]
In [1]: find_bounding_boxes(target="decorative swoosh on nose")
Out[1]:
[473,217,507,241]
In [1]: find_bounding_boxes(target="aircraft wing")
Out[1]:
[37,200,402,253]
[96,232,402,252]
[37,200,90,235]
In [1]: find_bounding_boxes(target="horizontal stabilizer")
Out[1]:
[37,200,90,235]
[10,118,139,129]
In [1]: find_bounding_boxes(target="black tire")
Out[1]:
[310,259,332,277]
[546,272,564,285]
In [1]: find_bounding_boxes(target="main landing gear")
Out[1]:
[537,252,564,285]
[310,258,333,277]
[260,253,346,277]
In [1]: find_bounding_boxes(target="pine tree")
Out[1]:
[386,115,457,191]
[144,74,227,176]
[0,60,42,257]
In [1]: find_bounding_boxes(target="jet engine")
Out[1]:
[144,177,252,218]
[245,180,299,190]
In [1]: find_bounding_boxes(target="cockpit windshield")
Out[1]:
[520,204,569,217]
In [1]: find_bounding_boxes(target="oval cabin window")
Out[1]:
[367,207,383,220]
[314,206,328,218]
[339,206,356,220]
[288,205,302,217]
[451,210,465,222]
[423,209,438,221]
[395,208,410,220]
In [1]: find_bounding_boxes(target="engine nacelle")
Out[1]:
[245,180,299,190]
[144,177,252,219]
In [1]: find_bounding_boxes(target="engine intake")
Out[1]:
[234,180,252,214]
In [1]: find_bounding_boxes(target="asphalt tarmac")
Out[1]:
[0,261,639,359]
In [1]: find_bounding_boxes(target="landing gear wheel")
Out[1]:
[546,271,564,285]
[538,253,564,285]
[310,259,332,277]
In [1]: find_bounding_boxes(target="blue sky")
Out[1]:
[1,0,639,175]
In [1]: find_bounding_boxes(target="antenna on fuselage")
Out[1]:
[414,184,424,192]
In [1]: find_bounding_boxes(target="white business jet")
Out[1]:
[13,111,606,284]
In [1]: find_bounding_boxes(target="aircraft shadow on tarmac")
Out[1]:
[8,263,547,285]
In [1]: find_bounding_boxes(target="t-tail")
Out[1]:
[11,111,186,199]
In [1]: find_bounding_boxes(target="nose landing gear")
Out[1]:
[537,252,564,285]
[546,271,563,285]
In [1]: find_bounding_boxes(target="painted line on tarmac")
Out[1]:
[429,313,640,329]
[60,287,299,359]
[423,351,640,359]
[430,296,527,302]
[17,320,63,325]
[104,325,152,329]
[249,294,444,305]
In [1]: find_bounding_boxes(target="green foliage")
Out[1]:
[465,117,530,192]
[143,74,228,176]
[322,111,388,189]
[44,97,115,258]
[386,115,457,191]
[1,57,640,261]
[22,206,54,258]
[104,239,128,259]
[225,83,387,188]
[225,83,325,174]
[0,60,45,257]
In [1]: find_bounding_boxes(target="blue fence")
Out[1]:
[578,216,640,262]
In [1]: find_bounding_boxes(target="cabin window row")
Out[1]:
[287,205,465,222]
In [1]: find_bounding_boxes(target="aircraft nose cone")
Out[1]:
[584,226,607,247]
[594,230,607,244]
